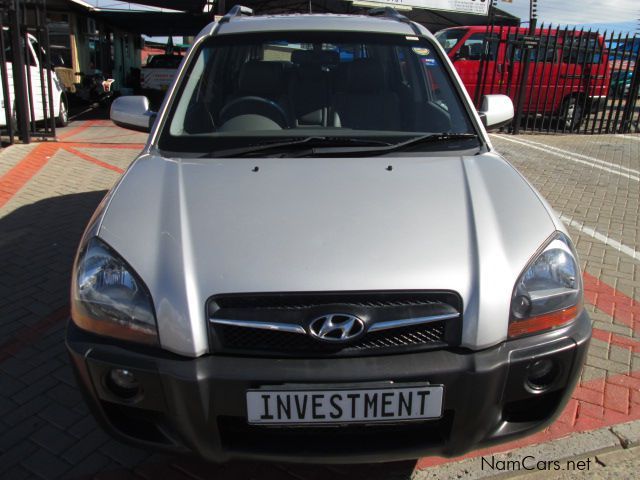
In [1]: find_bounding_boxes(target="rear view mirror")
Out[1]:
[478,94,514,130]
[110,95,155,132]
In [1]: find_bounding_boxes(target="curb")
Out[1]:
[413,420,640,479]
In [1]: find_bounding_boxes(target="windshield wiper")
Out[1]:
[287,133,480,157]
[208,136,393,158]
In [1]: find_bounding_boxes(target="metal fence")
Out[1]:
[469,21,640,134]
[1,0,57,145]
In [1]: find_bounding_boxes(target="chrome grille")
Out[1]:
[214,320,448,356]
[352,323,446,350]
[208,291,461,358]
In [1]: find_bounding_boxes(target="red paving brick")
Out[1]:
[584,328,635,351]
[57,120,104,140]
[0,142,59,209]
[583,272,640,331]
[608,373,640,390]
[62,146,125,174]
[579,401,605,419]
[604,383,630,414]
[573,384,605,404]
[1,120,143,211]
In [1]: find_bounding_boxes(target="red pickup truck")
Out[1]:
[436,26,611,129]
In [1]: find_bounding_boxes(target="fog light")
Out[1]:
[106,368,141,399]
[526,358,558,391]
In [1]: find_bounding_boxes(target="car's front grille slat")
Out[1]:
[208,291,461,358]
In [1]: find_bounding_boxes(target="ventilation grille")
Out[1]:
[208,291,462,358]
[214,321,447,357]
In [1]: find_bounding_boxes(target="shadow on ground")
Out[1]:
[0,192,418,479]
[68,105,111,122]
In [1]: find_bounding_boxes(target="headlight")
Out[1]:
[509,232,583,338]
[71,237,158,345]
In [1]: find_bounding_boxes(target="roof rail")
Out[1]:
[219,5,253,24]
[368,7,422,36]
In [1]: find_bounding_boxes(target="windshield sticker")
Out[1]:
[405,36,419,41]
[412,47,431,56]
[422,58,437,67]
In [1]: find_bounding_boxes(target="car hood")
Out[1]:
[98,152,556,356]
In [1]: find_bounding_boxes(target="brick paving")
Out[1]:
[0,123,638,479]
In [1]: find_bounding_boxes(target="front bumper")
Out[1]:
[67,310,590,464]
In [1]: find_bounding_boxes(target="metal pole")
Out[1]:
[0,14,16,143]
[619,35,640,133]
[9,0,30,143]
[512,0,538,134]
[41,0,56,136]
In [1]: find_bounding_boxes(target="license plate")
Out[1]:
[246,385,443,425]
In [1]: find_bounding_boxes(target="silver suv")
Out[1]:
[67,6,590,463]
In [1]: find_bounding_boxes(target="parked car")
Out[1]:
[1,29,68,128]
[435,26,611,130]
[141,54,183,92]
[68,7,590,464]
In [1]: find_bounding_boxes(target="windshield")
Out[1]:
[158,31,477,155]
[435,29,467,54]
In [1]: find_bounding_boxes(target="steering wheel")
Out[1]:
[219,96,289,129]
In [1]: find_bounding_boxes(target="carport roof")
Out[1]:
[56,0,519,36]
[92,10,213,36]
[44,0,213,35]
[123,1,520,30]
[111,0,207,12]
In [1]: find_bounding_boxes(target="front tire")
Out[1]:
[560,97,584,131]
[56,98,68,127]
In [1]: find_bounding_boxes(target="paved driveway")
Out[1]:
[0,122,638,479]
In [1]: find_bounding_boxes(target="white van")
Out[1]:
[1,29,68,129]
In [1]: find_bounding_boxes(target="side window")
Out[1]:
[533,39,558,63]
[459,33,499,61]
[435,29,467,54]
[2,34,40,66]
[562,37,600,64]
[507,34,522,62]
[508,36,558,63]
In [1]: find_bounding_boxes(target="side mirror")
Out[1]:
[110,95,155,132]
[478,94,514,130]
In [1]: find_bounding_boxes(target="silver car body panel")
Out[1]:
[97,152,556,357]
[91,14,562,357]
